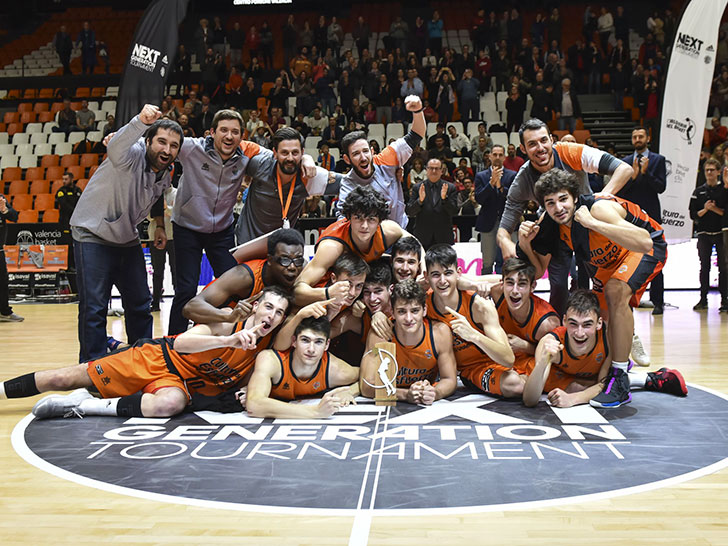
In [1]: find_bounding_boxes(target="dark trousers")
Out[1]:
[0,249,12,315]
[697,233,727,300]
[546,242,576,316]
[150,240,177,305]
[460,98,479,125]
[74,239,152,363]
[168,222,237,335]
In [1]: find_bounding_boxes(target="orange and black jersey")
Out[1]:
[392,318,440,386]
[547,324,609,379]
[426,290,490,369]
[269,348,331,401]
[315,217,390,263]
[160,322,275,394]
[494,293,559,346]
[204,258,268,309]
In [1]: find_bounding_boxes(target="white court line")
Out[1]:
[348,405,391,546]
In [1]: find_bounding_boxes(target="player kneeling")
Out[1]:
[523,290,687,408]
[245,316,361,418]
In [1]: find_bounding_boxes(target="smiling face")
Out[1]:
[502,271,535,313]
[211,119,243,161]
[251,293,289,336]
[543,190,576,225]
[292,328,330,366]
[349,212,381,245]
[520,126,554,172]
[268,242,305,288]
[344,138,374,178]
[392,299,425,336]
[362,282,391,314]
[274,139,303,175]
[425,262,459,300]
[564,308,602,356]
[331,271,367,307]
[145,128,181,172]
[392,251,420,282]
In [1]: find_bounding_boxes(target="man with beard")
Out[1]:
[5,286,292,420]
[235,127,336,244]
[71,105,182,362]
[335,95,426,228]
[183,229,306,325]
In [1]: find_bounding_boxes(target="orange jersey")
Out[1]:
[542,325,609,392]
[269,349,331,401]
[495,293,559,346]
[426,290,490,369]
[559,194,666,270]
[392,318,440,386]
[204,258,267,309]
[316,218,390,262]
[87,323,274,399]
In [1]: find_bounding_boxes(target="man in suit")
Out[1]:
[554,78,581,134]
[474,144,517,274]
[609,126,668,315]
[406,158,458,250]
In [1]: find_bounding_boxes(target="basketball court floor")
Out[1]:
[1,290,727,545]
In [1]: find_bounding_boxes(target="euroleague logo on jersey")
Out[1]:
[13,387,728,514]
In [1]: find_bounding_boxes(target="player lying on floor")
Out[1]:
[0,286,293,419]
[244,316,360,418]
[522,289,687,408]
[360,279,458,405]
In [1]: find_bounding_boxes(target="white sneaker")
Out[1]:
[32,388,94,419]
[631,333,650,366]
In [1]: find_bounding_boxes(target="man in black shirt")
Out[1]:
[0,194,22,321]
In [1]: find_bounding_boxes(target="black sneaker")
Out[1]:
[719,301,728,313]
[651,305,663,315]
[590,367,632,408]
[693,300,708,310]
[646,368,688,397]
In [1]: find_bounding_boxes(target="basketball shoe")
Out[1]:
[590,367,632,408]
[645,368,688,397]
[630,333,650,366]
[32,388,95,419]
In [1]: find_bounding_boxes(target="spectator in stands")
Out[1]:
[597,7,614,53]
[55,171,82,237]
[0,194,22,321]
[291,112,310,138]
[291,48,313,78]
[427,122,450,150]
[160,99,178,121]
[210,16,225,59]
[586,40,603,94]
[505,85,527,133]
[77,21,96,74]
[76,100,96,135]
[391,96,407,124]
[554,78,581,133]
[53,25,73,75]
[53,98,80,135]
[547,8,562,46]
[352,16,370,58]
[401,68,424,100]
[258,21,273,69]
[177,114,195,137]
[435,67,456,123]
[504,143,525,172]
[529,71,555,121]
[315,68,337,116]
[172,45,191,98]
[73,105,181,361]
[492,47,511,92]
[228,22,245,69]
[407,157,427,192]
[690,158,728,312]
[321,117,344,150]
[251,125,271,149]
[327,17,344,57]
[314,16,328,54]
[471,136,490,173]
[406,158,458,249]
[457,68,480,124]
[708,117,728,149]
[194,18,211,63]
[282,16,298,68]
[614,6,628,44]
[390,16,409,54]
[305,106,328,136]
[428,11,444,55]
[102,114,115,138]
[318,143,335,170]
[448,125,470,158]
[531,12,546,48]
[269,75,292,114]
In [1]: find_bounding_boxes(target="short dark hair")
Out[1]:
[391,236,421,258]
[341,130,368,156]
[332,252,370,278]
[271,126,304,150]
[365,259,393,287]
[62,171,73,180]
[391,279,426,307]
[211,109,243,131]
[259,285,294,312]
[705,157,722,170]
[491,144,506,153]
[145,118,184,147]
[341,185,390,221]
[518,118,548,145]
[294,316,331,339]
[267,228,305,255]
[565,289,601,318]
[502,257,536,283]
[534,168,581,205]
[425,243,458,271]
[631,125,648,135]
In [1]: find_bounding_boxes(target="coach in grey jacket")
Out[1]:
[71,105,182,362]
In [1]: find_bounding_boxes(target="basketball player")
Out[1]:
[360,280,458,404]
[294,185,408,306]
[0,286,292,419]
[314,253,370,321]
[245,317,360,418]
[520,169,667,407]
[523,290,687,408]
[182,228,305,324]
[390,236,423,283]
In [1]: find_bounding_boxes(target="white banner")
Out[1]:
[659,0,728,241]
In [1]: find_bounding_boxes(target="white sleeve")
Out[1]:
[305,166,329,195]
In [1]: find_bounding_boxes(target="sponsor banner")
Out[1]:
[115,0,190,126]
[659,0,728,242]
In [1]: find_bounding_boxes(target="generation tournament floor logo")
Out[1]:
[13,386,728,515]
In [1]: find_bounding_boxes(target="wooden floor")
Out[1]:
[1,290,728,545]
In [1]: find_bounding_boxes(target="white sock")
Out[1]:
[628,371,648,390]
[0,383,6,400]
[612,360,629,372]
[78,397,119,416]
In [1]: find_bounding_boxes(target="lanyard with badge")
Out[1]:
[277,169,297,229]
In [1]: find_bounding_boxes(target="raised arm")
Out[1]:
[576,199,653,253]
[107,104,162,168]
[182,265,255,323]
[293,240,350,306]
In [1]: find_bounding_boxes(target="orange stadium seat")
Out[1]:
[37,112,54,123]
[91,87,106,97]
[17,103,33,113]
[40,155,60,167]
[50,179,65,194]
[38,88,55,99]
[65,165,84,180]
[70,101,82,110]
[22,89,37,100]
[33,103,50,113]
[25,167,46,181]
[75,87,91,98]
[1,167,22,181]
[33,193,55,211]
[573,130,591,144]
[11,194,32,211]
[6,90,21,100]
[46,166,65,179]
[20,112,36,124]
[8,180,29,194]
[29,179,50,194]
[88,165,99,177]
[7,123,23,136]
[60,155,80,167]
[3,112,19,124]
[79,153,98,168]
[17,210,38,223]
[42,209,60,223]
[76,178,89,191]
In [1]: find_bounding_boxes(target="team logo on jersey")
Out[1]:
[13,387,728,514]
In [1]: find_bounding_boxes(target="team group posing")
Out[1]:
[0,98,687,420]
